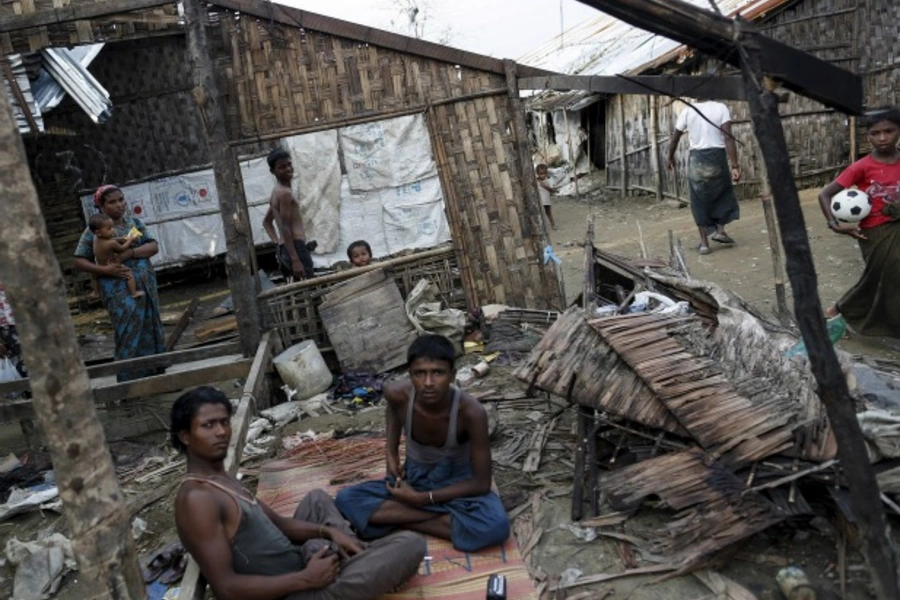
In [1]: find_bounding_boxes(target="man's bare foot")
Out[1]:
[132,291,146,299]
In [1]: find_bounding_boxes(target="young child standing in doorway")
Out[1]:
[536,163,558,231]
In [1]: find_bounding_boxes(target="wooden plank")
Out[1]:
[165,297,199,352]
[519,75,746,100]
[0,341,240,397]
[0,0,173,33]
[179,331,273,600]
[319,269,387,306]
[194,315,238,342]
[576,0,863,114]
[0,356,251,422]
[319,278,417,374]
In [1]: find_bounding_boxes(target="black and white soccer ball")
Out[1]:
[831,188,872,223]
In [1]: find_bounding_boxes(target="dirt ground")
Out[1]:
[1,176,897,599]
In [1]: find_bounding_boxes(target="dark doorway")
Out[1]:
[583,102,606,170]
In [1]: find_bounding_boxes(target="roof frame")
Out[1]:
[576,0,862,114]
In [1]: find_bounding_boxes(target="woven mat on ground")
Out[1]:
[256,437,537,600]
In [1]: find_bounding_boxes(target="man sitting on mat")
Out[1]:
[336,334,510,552]
[171,386,426,600]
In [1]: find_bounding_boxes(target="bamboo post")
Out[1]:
[741,56,900,600]
[184,0,260,358]
[619,95,628,199]
[564,108,580,200]
[650,96,663,201]
[0,81,144,598]
[505,60,566,308]
[849,115,857,162]
[761,194,789,320]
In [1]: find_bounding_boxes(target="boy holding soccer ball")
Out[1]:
[818,106,900,338]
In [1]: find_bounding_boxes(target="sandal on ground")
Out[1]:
[141,542,183,583]
[158,554,188,585]
[697,245,711,255]
[710,232,735,244]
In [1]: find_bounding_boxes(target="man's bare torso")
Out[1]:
[270,183,306,241]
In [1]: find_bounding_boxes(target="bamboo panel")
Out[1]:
[0,0,181,55]
[428,95,555,309]
[213,13,506,140]
[513,308,688,436]
[601,448,784,571]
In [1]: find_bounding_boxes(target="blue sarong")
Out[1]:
[335,458,510,552]
[75,217,165,381]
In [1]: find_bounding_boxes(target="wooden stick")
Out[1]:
[743,459,837,495]
[761,191,789,320]
[555,565,677,590]
[165,297,199,351]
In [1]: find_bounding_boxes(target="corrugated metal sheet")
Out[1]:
[518,0,795,77]
[527,89,601,111]
[4,43,107,134]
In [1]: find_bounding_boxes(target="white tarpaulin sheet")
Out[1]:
[285,129,342,253]
[381,177,449,255]
[77,114,447,270]
[340,114,436,191]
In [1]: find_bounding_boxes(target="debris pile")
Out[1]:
[510,247,900,574]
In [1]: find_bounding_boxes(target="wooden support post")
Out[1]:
[618,95,628,200]
[506,60,565,308]
[0,80,143,598]
[650,96,663,202]
[741,58,900,600]
[761,195,789,320]
[184,0,260,358]
[849,115,858,162]
[1,58,38,134]
[564,109,580,201]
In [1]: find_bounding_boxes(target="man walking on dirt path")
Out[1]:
[668,100,742,255]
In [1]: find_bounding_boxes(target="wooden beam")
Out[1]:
[1,59,38,133]
[618,95,627,200]
[649,96,663,201]
[740,46,899,600]
[178,331,274,600]
[207,0,551,78]
[0,357,252,422]
[164,297,199,351]
[520,75,746,100]
[0,0,174,32]
[575,0,863,114]
[185,0,260,357]
[0,341,240,397]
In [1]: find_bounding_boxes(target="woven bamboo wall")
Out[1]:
[16,4,557,310]
[210,12,506,140]
[0,0,181,55]
[428,95,556,309]
[605,0,887,202]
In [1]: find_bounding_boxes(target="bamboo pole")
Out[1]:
[742,56,900,600]
[185,0,260,357]
[0,74,144,599]
[650,96,663,201]
[849,116,857,162]
[619,95,628,199]
[564,108,580,200]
